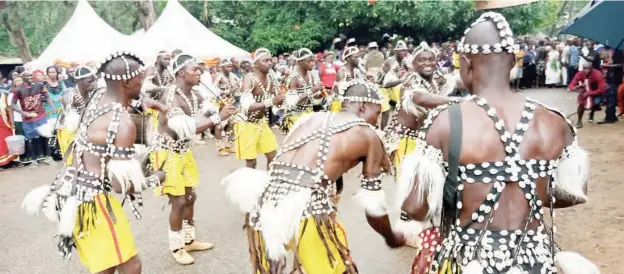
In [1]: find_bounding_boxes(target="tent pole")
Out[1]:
[616,37,624,51]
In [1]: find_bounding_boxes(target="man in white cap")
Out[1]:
[213,58,241,156]
[377,40,410,129]
[364,41,385,74]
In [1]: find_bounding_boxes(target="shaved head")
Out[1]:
[459,20,515,92]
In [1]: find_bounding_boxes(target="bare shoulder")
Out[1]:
[113,112,137,148]
[424,105,452,149]
[532,104,574,144]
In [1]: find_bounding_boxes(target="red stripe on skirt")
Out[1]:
[96,195,124,264]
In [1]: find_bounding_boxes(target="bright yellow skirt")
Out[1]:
[57,128,75,165]
[393,137,418,179]
[330,99,342,113]
[234,121,278,160]
[74,194,137,273]
[150,149,199,196]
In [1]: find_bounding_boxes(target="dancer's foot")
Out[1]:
[225,146,236,153]
[184,240,214,252]
[576,121,583,129]
[218,149,229,156]
[172,249,195,265]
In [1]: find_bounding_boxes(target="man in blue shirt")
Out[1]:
[567,40,580,86]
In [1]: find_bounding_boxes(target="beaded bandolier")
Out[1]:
[154,86,197,168]
[214,69,241,152]
[397,12,596,274]
[142,69,172,100]
[280,69,319,133]
[237,72,278,149]
[406,96,583,273]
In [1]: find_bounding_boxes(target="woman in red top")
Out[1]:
[0,91,16,169]
[318,53,340,90]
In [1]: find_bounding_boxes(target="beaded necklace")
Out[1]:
[251,73,273,95]
[155,69,170,87]
[175,87,198,116]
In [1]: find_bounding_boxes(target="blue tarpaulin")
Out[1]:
[559,0,624,48]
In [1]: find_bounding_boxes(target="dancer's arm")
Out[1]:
[356,128,404,248]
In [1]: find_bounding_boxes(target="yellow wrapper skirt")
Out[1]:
[234,121,278,160]
[57,128,76,165]
[393,137,418,179]
[150,149,199,196]
[74,194,137,273]
[250,216,354,274]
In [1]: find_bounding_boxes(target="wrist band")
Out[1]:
[210,113,222,127]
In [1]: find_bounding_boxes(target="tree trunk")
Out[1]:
[0,3,34,61]
[133,0,156,31]
[548,1,568,37]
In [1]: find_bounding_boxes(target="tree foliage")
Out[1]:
[0,0,563,59]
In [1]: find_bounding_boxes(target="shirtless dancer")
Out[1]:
[281,48,324,133]
[223,79,404,274]
[22,52,167,274]
[378,40,410,129]
[330,46,368,113]
[151,53,238,264]
[213,58,241,156]
[235,48,284,169]
[57,66,98,163]
[384,42,457,250]
[396,12,597,274]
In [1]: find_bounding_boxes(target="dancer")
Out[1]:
[223,79,404,274]
[235,48,283,169]
[281,48,324,133]
[151,53,238,265]
[57,66,98,164]
[384,42,457,253]
[143,50,173,100]
[330,46,368,113]
[213,58,241,156]
[378,40,410,129]
[21,51,167,274]
[397,12,597,274]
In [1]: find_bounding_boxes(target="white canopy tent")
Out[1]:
[28,0,135,69]
[139,0,249,61]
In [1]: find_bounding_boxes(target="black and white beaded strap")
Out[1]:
[457,12,519,55]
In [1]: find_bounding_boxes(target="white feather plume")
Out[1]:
[463,260,484,274]
[107,159,147,195]
[259,189,311,261]
[21,185,51,216]
[42,193,59,222]
[397,151,445,219]
[58,196,80,236]
[133,144,149,165]
[167,115,197,140]
[353,189,388,217]
[555,252,600,274]
[221,168,270,213]
[393,219,426,248]
[64,110,80,133]
[37,118,56,138]
[553,142,590,203]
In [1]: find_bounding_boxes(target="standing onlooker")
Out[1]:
[230,57,242,78]
[32,70,45,83]
[364,42,384,78]
[567,39,580,85]
[534,40,547,87]
[514,44,526,89]
[599,49,623,124]
[0,89,16,170]
[10,71,57,166]
[561,41,570,85]
[545,46,561,87]
[43,66,65,119]
[318,53,340,91]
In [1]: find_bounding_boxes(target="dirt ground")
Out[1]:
[0,88,621,273]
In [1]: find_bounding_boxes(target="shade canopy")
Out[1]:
[559,0,624,48]
[30,0,133,69]
[475,0,538,10]
[139,0,249,61]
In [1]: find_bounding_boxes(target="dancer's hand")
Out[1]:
[218,104,238,121]
[149,170,166,184]
[385,231,406,248]
[143,97,168,113]
[311,84,324,93]
[272,93,285,106]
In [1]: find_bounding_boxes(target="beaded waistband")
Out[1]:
[156,134,192,154]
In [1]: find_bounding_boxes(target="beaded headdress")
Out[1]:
[413,41,439,58]
[394,40,408,51]
[295,48,314,61]
[73,65,95,80]
[96,51,146,81]
[368,41,379,49]
[457,12,519,55]
[170,53,200,76]
[157,50,169,57]
[340,79,383,105]
[343,46,360,59]
[220,58,233,67]
[253,48,271,63]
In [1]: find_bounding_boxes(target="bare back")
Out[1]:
[427,93,574,230]
[275,112,390,182]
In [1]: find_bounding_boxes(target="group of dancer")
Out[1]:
[22,13,598,274]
